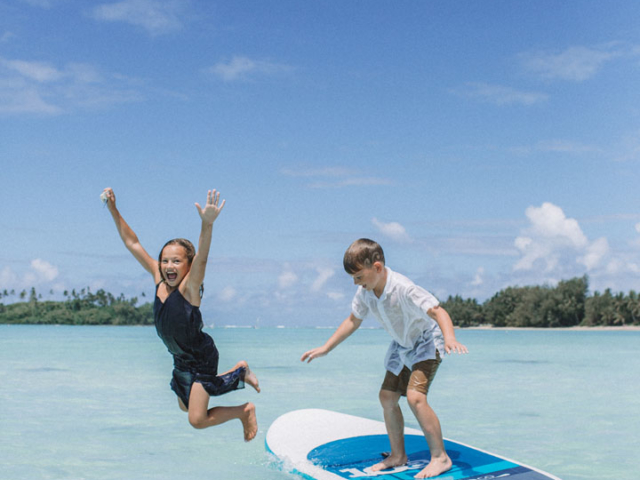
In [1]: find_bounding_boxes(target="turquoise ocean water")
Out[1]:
[1,325,638,480]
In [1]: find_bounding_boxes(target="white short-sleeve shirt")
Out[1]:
[351,267,444,372]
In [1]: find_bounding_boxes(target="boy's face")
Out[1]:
[350,262,386,294]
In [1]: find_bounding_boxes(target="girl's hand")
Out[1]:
[102,188,117,211]
[195,189,226,224]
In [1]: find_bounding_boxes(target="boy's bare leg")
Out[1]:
[187,382,258,441]
[371,389,408,471]
[406,390,452,478]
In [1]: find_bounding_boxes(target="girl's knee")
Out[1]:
[188,411,208,429]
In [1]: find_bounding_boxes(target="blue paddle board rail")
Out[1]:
[308,434,551,479]
[266,409,562,480]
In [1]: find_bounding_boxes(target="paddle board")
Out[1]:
[266,409,561,480]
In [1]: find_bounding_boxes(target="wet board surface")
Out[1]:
[265,409,562,480]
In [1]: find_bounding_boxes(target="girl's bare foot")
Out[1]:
[239,361,260,393]
[241,402,258,442]
[414,455,452,478]
[370,453,408,472]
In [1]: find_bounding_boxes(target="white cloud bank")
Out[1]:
[510,202,640,295]
[90,0,186,36]
[519,45,622,82]
[0,57,142,115]
[372,218,412,243]
[0,259,59,291]
[514,202,604,272]
[208,56,293,82]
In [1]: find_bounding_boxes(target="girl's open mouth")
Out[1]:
[166,272,178,281]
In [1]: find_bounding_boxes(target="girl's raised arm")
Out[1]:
[102,188,160,282]
[184,189,225,298]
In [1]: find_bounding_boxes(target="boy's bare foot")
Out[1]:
[241,402,258,442]
[414,455,452,478]
[370,453,408,472]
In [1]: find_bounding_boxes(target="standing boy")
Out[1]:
[301,238,468,478]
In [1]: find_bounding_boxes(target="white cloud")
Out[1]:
[535,139,601,155]
[453,82,548,106]
[91,0,185,35]
[514,203,588,272]
[372,218,412,243]
[4,59,63,82]
[525,202,588,248]
[217,286,237,302]
[326,291,345,301]
[0,259,59,290]
[0,57,142,115]
[278,266,298,290]
[30,259,59,282]
[282,165,393,189]
[636,223,640,234]
[20,0,53,8]
[520,45,621,82]
[281,167,355,178]
[578,237,609,271]
[471,267,485,286]
[309,177,394,189]
[0,267,19,289]
[511,203,640,293]
[311,267,335,292]
[208,56,292,82]
[1,31,16,43]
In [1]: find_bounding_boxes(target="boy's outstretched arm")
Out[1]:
[428,305,469,354]
[301,313,363,363]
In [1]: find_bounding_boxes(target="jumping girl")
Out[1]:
[102,187,259,441]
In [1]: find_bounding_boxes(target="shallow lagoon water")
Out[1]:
[1,325,638,480]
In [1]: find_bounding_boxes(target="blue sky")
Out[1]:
[1,0,640,327]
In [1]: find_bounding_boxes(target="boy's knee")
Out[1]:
[379,389,401,408]
[406,389,426,408]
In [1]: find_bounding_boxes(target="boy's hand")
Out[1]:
[196,189,225,225]
[444,340,468,355]
[301,346,328,363]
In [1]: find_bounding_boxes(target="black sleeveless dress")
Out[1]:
[153,285,245,408]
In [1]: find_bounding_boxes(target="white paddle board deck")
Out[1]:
[266,409,561,480]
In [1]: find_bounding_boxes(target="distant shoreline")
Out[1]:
[1,323,639,331]
[462,325,640,331]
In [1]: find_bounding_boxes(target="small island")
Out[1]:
[0,287,153,325]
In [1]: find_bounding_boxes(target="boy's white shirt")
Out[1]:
[351,267,445,374]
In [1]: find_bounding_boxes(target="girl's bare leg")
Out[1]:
[187,382,258,441]
[222,360,260,393]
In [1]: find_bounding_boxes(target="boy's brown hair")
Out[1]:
[343,238,385,274]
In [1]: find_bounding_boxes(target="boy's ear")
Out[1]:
[373,261,384,272]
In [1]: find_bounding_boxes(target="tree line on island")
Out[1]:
[0,275,638,327]
[441,276,639,328]
[0,287,153,326]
